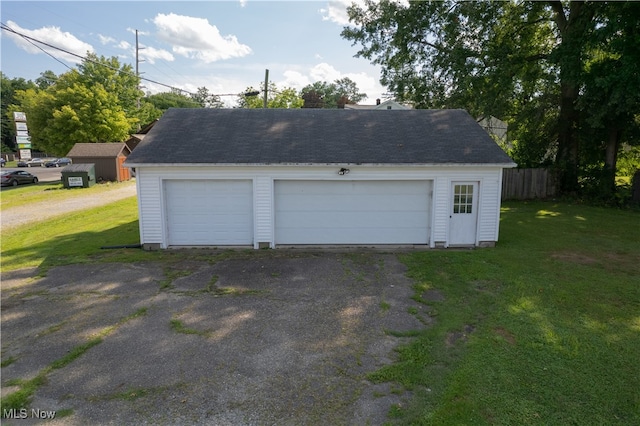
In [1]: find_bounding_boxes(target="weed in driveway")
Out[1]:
[169,318,209,337]
[1,356,18,368]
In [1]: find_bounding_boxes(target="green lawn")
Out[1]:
[1,196,638,424]
[378,202,640,424]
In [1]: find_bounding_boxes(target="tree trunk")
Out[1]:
[549,0,595,194]
[555,82,580,193]
[602,127,620,196]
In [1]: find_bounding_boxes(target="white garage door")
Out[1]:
[165,180,253,246]
[275,180,431,245]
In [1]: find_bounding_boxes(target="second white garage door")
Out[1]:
[275,180,431,245]
[165,180,253,246]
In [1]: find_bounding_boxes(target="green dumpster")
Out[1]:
[61,163,96,188]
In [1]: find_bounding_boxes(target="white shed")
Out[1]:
[124,108,516,250]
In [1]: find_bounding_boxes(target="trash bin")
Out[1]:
[61,163,96,188]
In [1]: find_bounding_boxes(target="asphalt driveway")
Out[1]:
[1,251,428,425]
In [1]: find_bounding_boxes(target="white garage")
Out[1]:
[125,108,516,249]
[275,180,432,245]
[164,180,253,246]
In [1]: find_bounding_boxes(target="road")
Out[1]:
[1,165,66,183]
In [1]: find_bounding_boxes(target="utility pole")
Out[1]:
[263,69,269,108]
[135,29,145,109]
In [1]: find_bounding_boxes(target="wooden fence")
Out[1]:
[502,168,557,200]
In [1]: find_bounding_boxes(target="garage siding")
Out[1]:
[133,166,506,249]
[274,180,431,245]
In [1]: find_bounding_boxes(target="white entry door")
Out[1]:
[449,182,478,246]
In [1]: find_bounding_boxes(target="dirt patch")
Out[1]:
[550,251,598,265]
[494,327,516,345]
[445,324,476,347]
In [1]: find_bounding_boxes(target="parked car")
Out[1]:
[45,157,72,167]
[17,158,45,167]
[1,170,39,187]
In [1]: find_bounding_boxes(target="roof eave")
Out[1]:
[124,162,518,168]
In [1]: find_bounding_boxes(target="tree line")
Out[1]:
[1,55,368,157]
[342,0,639,200]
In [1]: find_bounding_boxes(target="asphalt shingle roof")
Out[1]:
[125,108,515,166]
[67,143,129,158]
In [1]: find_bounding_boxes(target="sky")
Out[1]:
[0,0,386,107]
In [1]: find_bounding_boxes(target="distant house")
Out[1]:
[345,99,412,110]
[125,108,516,250]
[66,143,132,182]
[125,120,159,152]
[477,116,508,144]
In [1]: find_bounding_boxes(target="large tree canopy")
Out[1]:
[300,78,367,108]
[342,0,640,196]
[12,55,140,155]
[237,82,303,109]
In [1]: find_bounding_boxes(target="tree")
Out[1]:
[14,69,131,155]
[144,90,201,110]
[300,78,367,108]
[35,70,57,90]
[237,82,303,109]
[578,2,640,196]
[342,1,638,196]
[191,87,224,108]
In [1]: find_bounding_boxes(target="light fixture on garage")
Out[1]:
[338,168,350,175]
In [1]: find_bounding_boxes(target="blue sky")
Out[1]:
[1,0,386,106]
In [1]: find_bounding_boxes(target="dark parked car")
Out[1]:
[45,157,72,167]
[1,170,39,187]
[17,158,45,167]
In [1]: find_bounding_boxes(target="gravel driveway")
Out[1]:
[1,182,137,230]
[1,251,427,425]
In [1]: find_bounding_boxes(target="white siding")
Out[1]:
[136,170,164,245]
[254,177,273,247]
[133,165,507,248]
[432,176,450,246]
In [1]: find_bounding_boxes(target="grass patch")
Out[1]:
[0,307,148,415]
[372,201,640,424]
[1,356,18,368]
[169,318,208,336]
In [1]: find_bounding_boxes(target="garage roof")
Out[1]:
[125,108,516,166]
[67,143,130,158]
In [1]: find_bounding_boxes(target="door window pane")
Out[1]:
[453,185,474,214]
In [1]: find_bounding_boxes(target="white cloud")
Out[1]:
[320,0,409,26]
[280,70,311,90]
[4,20,94,64]
[117,40,132,50]
[98,34,116,45]
[309,62,342,82]
[140,46,175,64]
[319,0,361,26]
[152,13,252,63]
